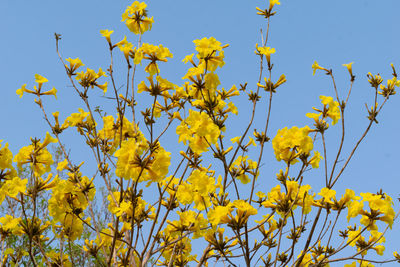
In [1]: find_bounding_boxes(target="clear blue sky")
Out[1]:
[1,0,400,263]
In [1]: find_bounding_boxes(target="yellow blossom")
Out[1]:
[122,1,154,34]
[343,62,354,77]
[76,68,107,93]
[309,151,322,168]
[182,53,195,65]
[0,215,23,235]
[100,29,114,44]
[2,177,28,198]
[41,87,57,99]
[318,187,336,203]
[65,58,84,75]
[35,74,48,89]
[193,37,227,72]
[16,84,35,98]
[307,95,341,126]
[0,141,13,170]
[176,110,220,154]
[138,43,173,75]
[13,132,57,176]
[272,126,313,164]
[312,61,328,75]
[269,0,281,9]
[255,44,276,63]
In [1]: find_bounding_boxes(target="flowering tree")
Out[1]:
[1,1,400,266]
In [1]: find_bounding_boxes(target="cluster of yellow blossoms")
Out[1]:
[76,68,108,93]
[16,74,57,99]
[272,125,322,167]
[176,169,218,210]
[176,110,220,154]
[121,1,153,34]
[114,137,171,183]
[13,132,57,177]
[307,95,341,127]
[48,169,95,240]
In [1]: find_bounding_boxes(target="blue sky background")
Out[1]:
[1,0,400,263]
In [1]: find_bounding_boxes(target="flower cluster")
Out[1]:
[48,170,95,240]
[122,1,154,34]
[272,126,320,166]
[306,95,341,128]
[16,74,57,99]
[13,132,57,177]
[114,136,171,183]
[76,68,108,93]
[176,110,220,154]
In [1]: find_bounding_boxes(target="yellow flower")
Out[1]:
[35,74,48,89]
[347,200,364,221]
[114,135,170,183]
[62,214,84,241]
[16,84,34,98]
[272,126,313,164]
[100,29,114,44]
[182,53,195,65]
[0,141,13,170]
[13,132,56,177]
[296,251,312,267]
[36,173,58,191]
[373,245,385,256]
[122,1,154,34]
[258,74,286,93]
[379,76,399,97]
[176,110,220,154]
[56,158,69,171]
[17,75,57,99]
[262,182,313,216]
[230,136,241,144]
[193,37,227,72]
[309,151,322,168]
[255,44,276,63]
[138,75,175,97]
[338,189,360,207]
[347,226,362,247]
[0,215,22,235]
[41,132,58,149]
[76,68,107,92]
[269,0,281,10]
[176,183,194,205]
[229,155,258,184]
[116,36,133,62]
[256,191,266,199]
[233,200,257,220]
[343,62,354,77]
[62,108,92,128]
[274,74,287,88]
[97,82,107,94]
[3,177,28,198]
[318,187,336,203]
[312,61,328,75]
[187,169,216,197]
[65,57,84,75]
[306,112,320,121]
[361,192,395,228]
[307,95,341,126]
[41,87,57,99]
[138,43,173,75]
